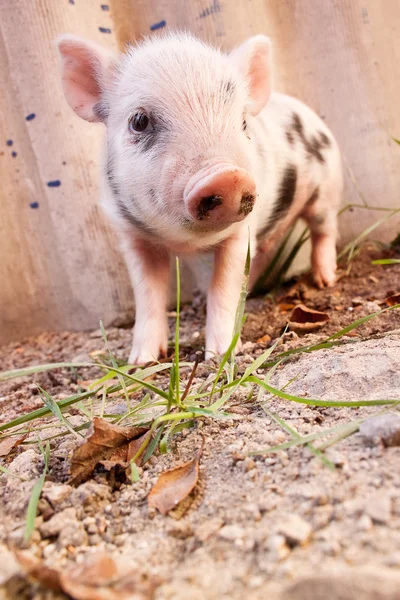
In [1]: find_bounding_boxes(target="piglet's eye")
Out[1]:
[129,111,150,133]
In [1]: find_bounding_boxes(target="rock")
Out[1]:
[365,492,392,525]
[351,296,365,306]
[277,515,312,547]
[359,413,400,447]
[166,521,194,539]
[0,544,19,585]
[39,507,77,538]
[362,301,381,314]
[58,522,88,547]
[280,568,400,600]
[195,518,224,542]
[266,534,290,560]
[219,524,245,541]
[356,514,373,531]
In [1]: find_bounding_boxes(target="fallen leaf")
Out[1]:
[148,441,204,515]
[385,293,400,306]
[15,551,155,599]
[278,303,296,312]
[288,304,329,333]
[0,434,27,457]
[69,417,149,486]
[15,551,62,592]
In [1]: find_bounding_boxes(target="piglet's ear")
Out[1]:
[56,35,116,123]
[229,35,272,116]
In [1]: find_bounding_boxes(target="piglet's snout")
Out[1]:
[184,165,256,225]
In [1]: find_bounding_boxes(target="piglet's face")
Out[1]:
[57,34,271,244]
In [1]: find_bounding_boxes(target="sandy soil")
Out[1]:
[1,246,400,599]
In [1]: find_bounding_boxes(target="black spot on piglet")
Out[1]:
[257,165,297,239]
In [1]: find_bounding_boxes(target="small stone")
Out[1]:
[351,296,364,306]
[266,534,290,560]
[365,492,391,525]
[42,542,57,559]
[39,507,77,538]
[277,514,312,547]
[243,458,256,472]
[58,523,88,548]
[195,518,224,542]
[166,521,193,539]
[363,301,381,314]
[359,413,400,447]
[89,534,102,546]
[219,524,245,541]
[356,514,373,531]
[43,482,72,505]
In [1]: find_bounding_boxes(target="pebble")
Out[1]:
[166,521,193,539]
[359,413,400,447]
[219,524,245,541]
[277,514,312,547]
[365,492,391,525]
[39,507,77,538]
[362,301,381,314]
[356,514,373,531]
[265,534,290,560]
[58,523,88,548]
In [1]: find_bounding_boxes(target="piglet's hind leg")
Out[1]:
[302,185,340,289]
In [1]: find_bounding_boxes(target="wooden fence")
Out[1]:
[0,0,399,343]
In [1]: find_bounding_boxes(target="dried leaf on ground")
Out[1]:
[15,551,155,600]
[15,551,62,592]
[0,434,27,457]
[385,293,400,306]
[69,417,149,486]
[288,304,330,333]
[148,440,204,515]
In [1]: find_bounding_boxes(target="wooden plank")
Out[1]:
[0,0,134,344]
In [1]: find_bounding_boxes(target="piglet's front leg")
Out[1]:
[205,230,252,360]
[120,233,170,365]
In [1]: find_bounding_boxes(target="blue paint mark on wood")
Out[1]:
[101,4,109,10]
[99,26,112,34]
[150,20,166,31]
[30,202,39,209]
[11,151,17,158]
[26,113,36,121]
[199,0,221,18]
[6,139,13,146]
[47,180,61,188]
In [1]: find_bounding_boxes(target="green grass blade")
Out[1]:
[143,425,165,463]
[372,258,400,265]
[263,407,335,470]
[25,440,49,542]
[0,362,95,382]
[174,257,181,406]
[38,387,83,439]
[249,375,399,407]
[0,388,101,433]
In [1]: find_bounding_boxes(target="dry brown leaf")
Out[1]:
[15,551,62,592]
[148,442,203,515]
[288,304,329,333]
[15,551,155,600]
[69,417,149,486]
[60,552,155,600]
[0,433,27,457]
[385,293,400,306]
[278,303,296,312]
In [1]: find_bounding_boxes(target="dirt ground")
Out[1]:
[1,245,400,599]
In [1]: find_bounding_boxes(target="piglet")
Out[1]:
[56,33,342,363]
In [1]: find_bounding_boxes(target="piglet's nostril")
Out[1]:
[238,192,255,216]
[196,195,223,220]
